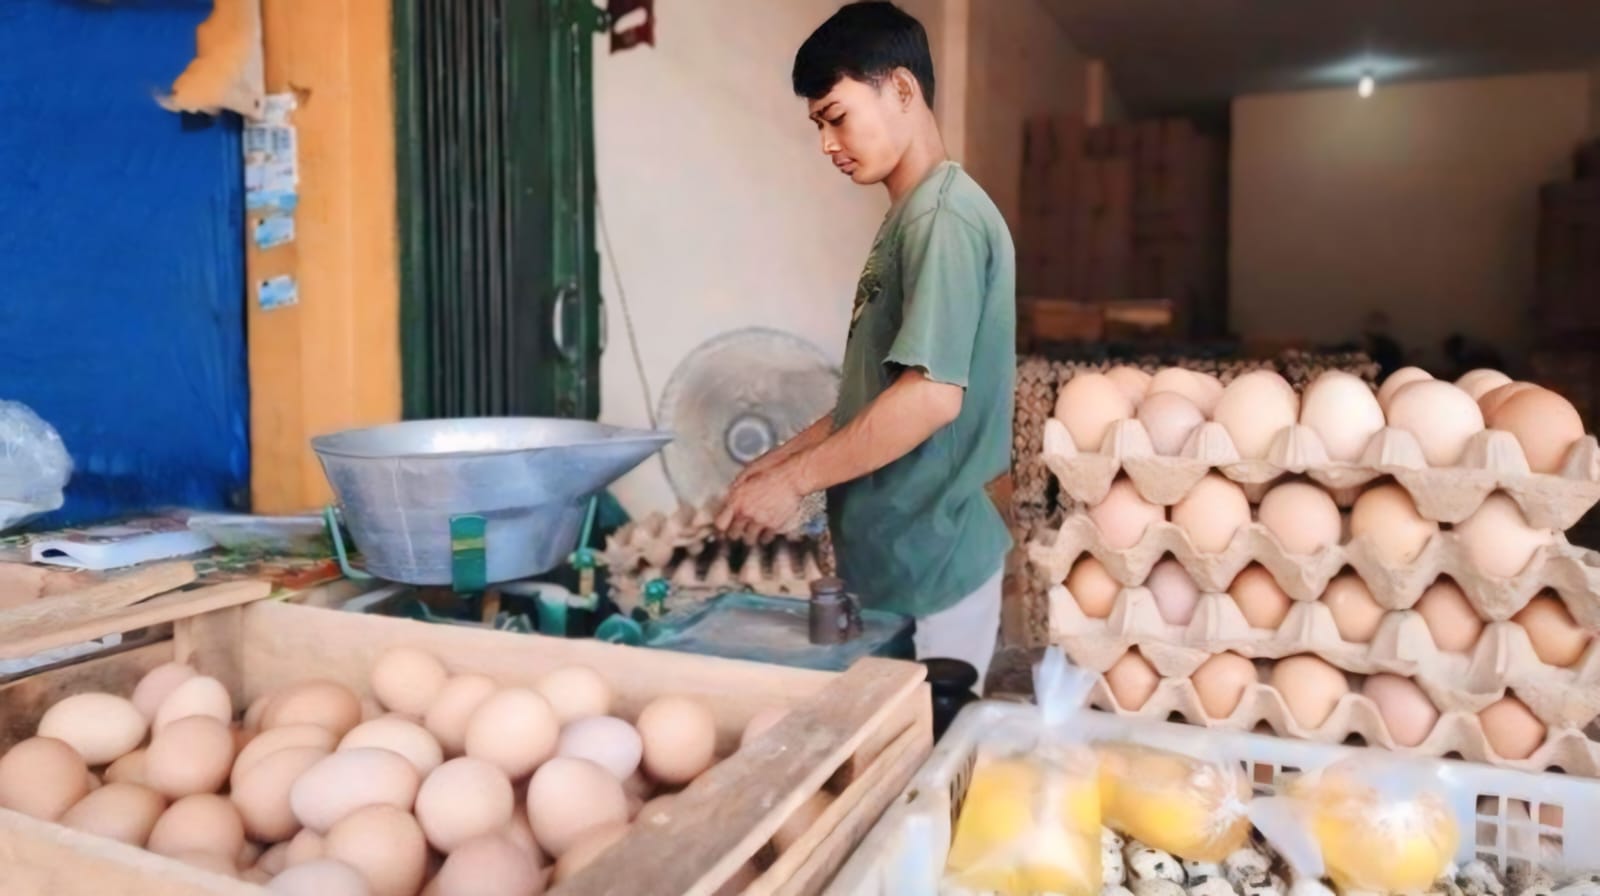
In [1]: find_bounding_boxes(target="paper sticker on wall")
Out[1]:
[244,93,298,211]
[257,275,298,311]
[253,213,295,250]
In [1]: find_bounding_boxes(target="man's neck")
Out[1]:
[884,118,949,204]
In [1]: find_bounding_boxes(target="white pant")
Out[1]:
[912,568,1003,694]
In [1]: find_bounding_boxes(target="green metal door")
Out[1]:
[395,0,604,420]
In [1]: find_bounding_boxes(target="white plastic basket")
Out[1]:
[826,702,1600,894]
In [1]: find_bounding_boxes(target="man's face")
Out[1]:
[807,74,910,186]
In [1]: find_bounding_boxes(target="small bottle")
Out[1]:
[809,576,862,645]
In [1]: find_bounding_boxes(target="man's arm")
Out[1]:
[729,412,835,488]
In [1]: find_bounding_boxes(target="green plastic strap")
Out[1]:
[449,514,488,593]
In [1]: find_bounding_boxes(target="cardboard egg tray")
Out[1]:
[1049,583,1600,729]
[603,494,825,570]
[1085,664,1600,776]
[1027,514,1600,622]
[1042,416,1600,529]
[606,537,826,607]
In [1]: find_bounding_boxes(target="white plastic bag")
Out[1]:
[0,400,72,532]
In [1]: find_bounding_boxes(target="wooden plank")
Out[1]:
[0,562,196,637]
[0,643,171,750]
[174,606,246,708]
[0,809,259,896]
[0,581,271,661]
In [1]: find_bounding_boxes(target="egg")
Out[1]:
[1147,558,1199,625]
[429,833,546,896]
[1190,653,1257,719]
[238,840,263,870]
[290,748,421,834]
[1088,478,1164,549]
[262,680,363,737]
[1478,381,1539,419]
[267,860,371,896]
[1229,566,1293,630]
[231,745,328,842]
[1513,594,1591,667]
[1137,391,1206,456]
[0,738,90,821]
[286,828,325,866]
[37,693,147,766]
[368,647,449,718]
[636,696,718,785]
[153,675,233,731]
[1486,387,1586,474]
[1361,675,1439,747]
[1387,380,1486,467]
[1350,484,1438,564]
[243,694,275,732]
[636,792,676,824]
[415,757,515,853]
[1322,574,1385,643]
[59,782,166,846]
[105,748,149,786]
[1258,482,1341,555]
[1269,656,1349,730]
[1149,368,1224,416]
[1377,367,1434,412]
[1414,580,1484,652]
[324,804,428,896]
[258,842,291,875]
[464,688,560,779]
[503,809,544,863]
[1105,650,1160,711]
[231,724,338,787]
[1171,474,1251,553]
[774,790,833,852]
[1213,371,1298,460]
[132,662,199,720]
[145,715,235,798]
[1104,365,1152,402]
[557,716,643,782]
[739,707,788,749]
[1300,371,1386,463]
[553,822,628,885]
[339,718,444,776]
[536,665,614,724]
[424,674,498,757]
[1456,493,1551,578]
[1055,372,1135,452]
[1066,556,1121,619]
[621,768,655,801]
[147,793,246,861]
[1479,697,1546,760]
[526,757,630,857]
[1456,369,1513,401]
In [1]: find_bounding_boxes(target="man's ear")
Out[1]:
[891,67,919,109]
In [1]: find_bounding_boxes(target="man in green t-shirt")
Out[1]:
[716,1,1015,688]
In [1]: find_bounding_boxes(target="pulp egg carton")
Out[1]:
[1041,416,1600,529]
[1085,665,1600,776]
[1026,514,1600,625]
[603,495,826,571]
[1049,583,1600,729]
[606,538,826,608]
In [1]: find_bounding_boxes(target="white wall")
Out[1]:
[1230,71,1592,366]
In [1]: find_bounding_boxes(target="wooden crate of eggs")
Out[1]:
[0,598,931,896]
[1032,362,1600,773]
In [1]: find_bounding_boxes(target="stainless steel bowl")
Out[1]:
[312,418,670,586]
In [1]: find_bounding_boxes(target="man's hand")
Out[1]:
[715,461,805,544]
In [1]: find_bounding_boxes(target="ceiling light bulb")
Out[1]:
[1358,73,1375,98]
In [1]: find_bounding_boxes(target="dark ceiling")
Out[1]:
[1042,0,1600,116]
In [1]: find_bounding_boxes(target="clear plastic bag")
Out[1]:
[1250,755,1461,893]
[1095,741,1253,862]
[944,648,1102,895]
[0,400,71,532]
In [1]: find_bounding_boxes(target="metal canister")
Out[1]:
[808,576,862,645]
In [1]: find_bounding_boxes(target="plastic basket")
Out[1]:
[826,702,1600,894]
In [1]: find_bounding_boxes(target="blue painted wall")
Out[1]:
[0,0,249,526]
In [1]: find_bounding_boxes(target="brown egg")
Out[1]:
[131,662,198,720]
[1361,674,1440,747]
[1066,556,1120,619]
[1377,366,1434,413]
[1229,565,1293,631]
[231,724,338,788]
[105,748,149,787]
[552,821,629,885]
[1456,369,1513,401]
[1258,481,1342,555]
[1213,370,1299,459]
[1415,580,1484,652]
[1387,380,1485,467]
[1323,574,1386,643]
[1171,474,1251,553]
[1104,650,1160,711]
[262,680,363,737]
[525,757,630,857]
[428,833,546,896]
[1456,493,1551,579]
[370,647,449,718]
[1479,697,1546,760]
[267,859,370,896]
[258,841,291,876]
[285,828,325,866]
[1087,477,1164,549]
[1149,367,1224,416]
[147,793,246,861]
[232,745,328,842]
[1486,387,1586,475]
[1350,484,1438,564]
[536,665,614,724]
[1147,558,1198,625]
[558,716,643,781]
[238,840,263,870]
[1190,652,1257,720]
[324,804,428,896]
[424,674,498,757]
[463,688,561,779]
[243,693,275,732]
[415,757,515,853]
[37,693,147,766]
[153,675,233,731]
[1269,655,1349,730]
[145,715,235,798]
[1478,382,1539,420]
[503,807,545,864]
[636,698,717,788]
[1137,391,1206,456]
[1513,595,1592,667]
[59,782,166,846]
[1300,371,1386,462]
[773,790,833,852]
[1105,365,1153,404]
[290,748,420,834]
[1054,372,1134,452]
[739,707,789,749]
[339,718,444,776]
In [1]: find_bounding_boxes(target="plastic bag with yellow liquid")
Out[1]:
[944,648,1101,896]
[1250,755,1461,893]
[1095,742,1253,862]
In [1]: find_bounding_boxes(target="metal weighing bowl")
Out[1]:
[312,418,670,586]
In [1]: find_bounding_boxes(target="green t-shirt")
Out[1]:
[826,161,1016,618]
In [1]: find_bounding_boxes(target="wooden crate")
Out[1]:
[0,599,932,896]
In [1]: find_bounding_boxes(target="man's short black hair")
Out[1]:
[792,2,936,107]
